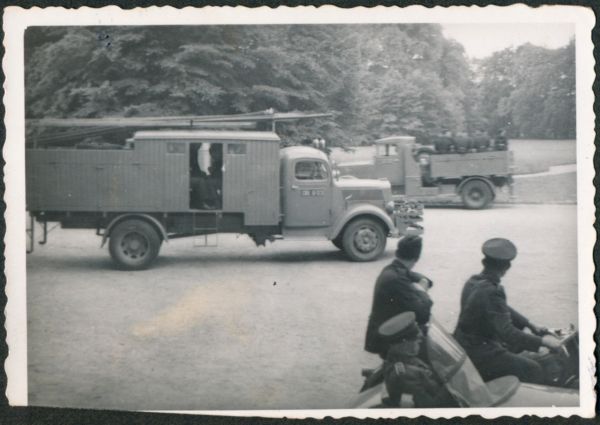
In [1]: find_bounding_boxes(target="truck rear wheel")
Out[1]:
[342,218,387,262]
[109,219,162,270]
[461,180,493,209]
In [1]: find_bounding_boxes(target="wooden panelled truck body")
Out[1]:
[336,136,513,209]
[26,130,423,270]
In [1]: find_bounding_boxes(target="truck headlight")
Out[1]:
[385,200,395,214]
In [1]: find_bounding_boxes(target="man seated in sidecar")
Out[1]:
[378,312,455,408]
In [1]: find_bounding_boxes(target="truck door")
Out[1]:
[283,159,331,228]
[375,143,403,185]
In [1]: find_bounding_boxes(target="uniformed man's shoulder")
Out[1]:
[467,273,494,285]
[465,274,500,294]
[376,262,410,285]
[378,262,398,276]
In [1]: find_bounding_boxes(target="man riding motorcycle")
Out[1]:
[453,238,562,384]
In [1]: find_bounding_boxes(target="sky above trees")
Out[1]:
[441,23,574,59]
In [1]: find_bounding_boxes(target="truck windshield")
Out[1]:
[295,161,329,181]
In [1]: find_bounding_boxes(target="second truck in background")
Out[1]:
[336,135,514,209]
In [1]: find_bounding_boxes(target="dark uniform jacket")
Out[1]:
[454,272,542,356]
[383,351,452,408]
[365,259,433,356]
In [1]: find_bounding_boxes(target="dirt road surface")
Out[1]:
[26,204,578,411]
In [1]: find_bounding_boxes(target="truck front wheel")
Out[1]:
[109,219,162,270]
[461,180,493,209]
[342,218,387,262]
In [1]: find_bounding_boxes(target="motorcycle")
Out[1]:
[349,318,579,408]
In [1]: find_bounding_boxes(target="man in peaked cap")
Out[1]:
[380,312,454,408]
[365,235,434,358]
[453,238,562,384]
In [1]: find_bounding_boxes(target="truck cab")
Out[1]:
[280,146,422,261]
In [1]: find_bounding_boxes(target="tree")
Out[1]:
[25,25,576,146]
[350,24,476,142]
[474,40,575,139]
[25,25,365,145]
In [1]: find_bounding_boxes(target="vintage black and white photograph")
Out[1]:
[3,5,596,418]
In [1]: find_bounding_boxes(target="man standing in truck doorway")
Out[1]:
[364,236,434,358]
[206,143,223,209]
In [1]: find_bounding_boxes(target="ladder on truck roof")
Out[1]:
[27,109,333,147]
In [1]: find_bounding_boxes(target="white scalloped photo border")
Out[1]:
[3,4,596,419]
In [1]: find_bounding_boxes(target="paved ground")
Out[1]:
[26,204,578,411]
[511,171,577,204]
[514,164,577,178]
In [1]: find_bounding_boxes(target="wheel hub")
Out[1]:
[121,232,148,259]
[469,189,483,200]
[354,227,378,253]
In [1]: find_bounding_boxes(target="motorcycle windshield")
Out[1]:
[426,318,519,407]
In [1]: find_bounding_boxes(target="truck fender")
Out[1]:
[101,214,168,247]
[329,205,394,241]
[456,176,496,198]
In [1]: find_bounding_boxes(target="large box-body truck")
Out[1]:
[26,130,423,269]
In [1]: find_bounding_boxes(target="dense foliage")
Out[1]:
[476,41,575,139]
[25,25,576,146]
